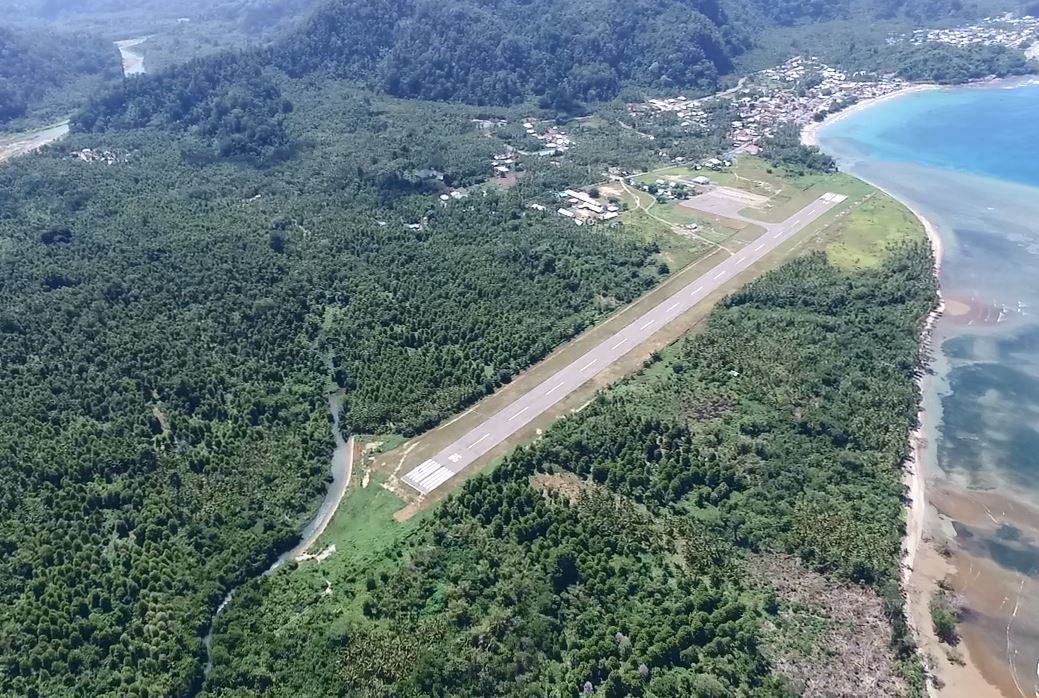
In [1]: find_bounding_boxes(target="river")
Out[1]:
[0,122,69,163]
[114,36,151,77]
[817,78,1039,698]
[197,387,354,690]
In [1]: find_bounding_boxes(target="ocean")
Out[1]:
[818,80,1039,698]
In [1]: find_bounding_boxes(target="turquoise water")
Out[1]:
[819,80,1039,696]
[823,81,1039,187]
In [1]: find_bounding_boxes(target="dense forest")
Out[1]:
[846,41,1033,83]
[0,81,676,696]
[0,0,990,692]
[275,0,754,109]
[0,24,121,126]
[204,244,938,696]
[73,54,295,160]
[746,0,982,26]
[762,124,837,175]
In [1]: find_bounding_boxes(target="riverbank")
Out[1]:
[0,121,69,163]
[114,36,151,77]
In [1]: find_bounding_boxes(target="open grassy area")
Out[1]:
[594,183,709,269]
[822,190,925,268]
[314,471,426,560]
[699,157,925,268]
[633,166,698,185]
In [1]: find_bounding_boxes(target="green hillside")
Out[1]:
[0,24,121,126]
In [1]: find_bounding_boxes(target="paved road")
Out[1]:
[403,192,847,495]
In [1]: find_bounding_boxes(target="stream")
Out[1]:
[114,36,151,77]
[196,386,353,690]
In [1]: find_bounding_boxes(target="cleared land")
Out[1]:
[309,157,922,531]
[399,190,845,496]
[0,122,69,163]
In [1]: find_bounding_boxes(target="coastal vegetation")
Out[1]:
[762,124,837,175]
[0,0,981,693]
[205,235,937,696]
[849,41,1033,84]
[929,587,964,645]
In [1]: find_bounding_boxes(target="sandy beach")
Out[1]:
[801,84,941,148]
[803,94,1017,697]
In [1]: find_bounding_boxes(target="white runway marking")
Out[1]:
[508,406,529,421]
[611,338,627,350]
[692,285,703,294]
[667,302,679,312]
[579,358,598,372]
[469,433,490,448]
[713,270,726,280]
[546,381,566,395]
[403,458,456,494]
[753,242,765,252]
[640,319,654,330]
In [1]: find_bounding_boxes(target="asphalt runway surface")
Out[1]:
[403,192,847,495]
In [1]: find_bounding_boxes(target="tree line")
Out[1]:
[203,243,938,697]
[0,23,121,126]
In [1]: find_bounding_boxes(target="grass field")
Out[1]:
[703,157,924,266]
[820,190,925,268]
[313,471,426,560]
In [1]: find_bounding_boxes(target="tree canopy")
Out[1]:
[0,24,121,126]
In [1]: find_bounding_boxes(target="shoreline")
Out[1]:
[804,90,1021,698]
[801,83,941,148]
[802,74,1039,148]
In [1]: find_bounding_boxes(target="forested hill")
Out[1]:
[274,0,753,108]
[0,25,121,126]
[746,0,977,26]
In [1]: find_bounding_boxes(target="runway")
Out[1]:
[402,192,847,495]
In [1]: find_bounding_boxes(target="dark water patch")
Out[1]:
[952,520,1039,576]
[945,361,1039,404]
[941,335,977,362]
[999,324,1039,366]
[939,361,1039,486]
[996,523,1023,542]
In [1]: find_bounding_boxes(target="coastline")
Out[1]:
[803,97,1006,698]
[801,83,941,148]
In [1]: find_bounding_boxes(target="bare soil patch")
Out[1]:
[752,554,909,698]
